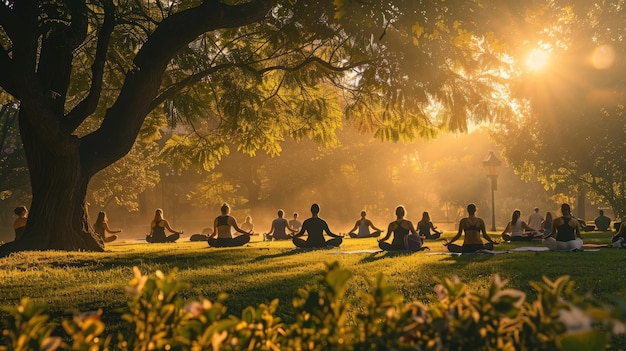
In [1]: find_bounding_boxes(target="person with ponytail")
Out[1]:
[543,203,583,251]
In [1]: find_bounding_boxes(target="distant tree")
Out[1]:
[492,0,626,219]
[0,0,516,255]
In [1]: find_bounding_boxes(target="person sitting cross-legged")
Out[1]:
[208,203,252,247]
[444,203,498,253]
[542,203,583,251]
[292,203,343,248]
[378,205,422,251]
[348,210,382,238]
[501,210,540,242]
[265,209,297,241]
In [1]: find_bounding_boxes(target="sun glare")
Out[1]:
[525,48,550,71]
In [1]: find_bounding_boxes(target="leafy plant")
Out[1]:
[2,263,625,350]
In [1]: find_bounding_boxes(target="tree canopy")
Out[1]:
[492,0,626,219]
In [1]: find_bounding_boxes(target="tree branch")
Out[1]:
[149,57,371,111]
[81,0,274,175]
[63,0,116,134]
[36,2,89,114]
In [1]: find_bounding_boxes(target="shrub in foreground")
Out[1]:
[1,262,625,350]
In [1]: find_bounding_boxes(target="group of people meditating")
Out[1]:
[9,201,622,253]
[199,203,443,250]
[195,202,592,253]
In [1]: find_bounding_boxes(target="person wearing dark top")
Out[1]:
[417,211,442,239]
[445,203,498,253]
[543,203,583,251]
[594,210,611,231]
[147,208,182,243]
[93,211,121,243]
[542,211,553,235]
[379,205,420,251]
[612,221,626,248]
[292,203,343,248]
[13,206,28,241]
[208,203,252,247]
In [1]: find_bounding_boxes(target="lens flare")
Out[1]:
[525,49,550,71]
[591,45,615,70]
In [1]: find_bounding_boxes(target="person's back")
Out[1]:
[289,213,301,232]
[594,210,611,231]
[554,216,577,242]
[292,204,342,248]
[215,215,233,238]
[271,217,290,240]
[543,204,583,251]
[390,220,409,246]
[209,203,251,247]
[301,217,328,246]
[151,220,167,242]
[528,208,543,232]
[460,217,484,245]
[417,212,441,239]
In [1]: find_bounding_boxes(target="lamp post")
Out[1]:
[482,151,502,232]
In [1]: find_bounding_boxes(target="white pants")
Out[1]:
[543,237,583,251]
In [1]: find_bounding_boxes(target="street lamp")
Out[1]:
[482,151,502,232]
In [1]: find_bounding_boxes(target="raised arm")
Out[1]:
[347,220,359,233]
[522,221,536,232]
[323,221,342,238]
[501,222,511,235]
[103,222,121,234]
[446,220,464,245]
[293,220,307,237]
[368,220,382,232]
[379,222,394,241]
[229,216,250,234]
[211,218,218,238]
[162,220,182,234]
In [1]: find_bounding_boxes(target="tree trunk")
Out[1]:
[0,112,103,257]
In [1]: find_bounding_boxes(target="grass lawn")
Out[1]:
[1,231,625,333]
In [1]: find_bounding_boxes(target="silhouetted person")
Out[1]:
[93,211,121,243]
[445,203,498,253]
[292,203,343,248]
[241,215,254,234]
[612,221,626,248]
[147,208,182,243]
[542,212,553,235]
[289,212,302,233]
[417,211,441,239]
[379,205,420,251]
[13,206,28,241]
[501,209,539,242]
[348,210,382,238]
[543,203,583,251]
[528,207,544,233]
[208,203,251,247]
[594,210,611,231]
[266,209,296,241]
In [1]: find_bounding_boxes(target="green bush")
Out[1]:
[1,262,625,350]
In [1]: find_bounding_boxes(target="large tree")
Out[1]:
[492,0,626,219]
[0,0,515,255]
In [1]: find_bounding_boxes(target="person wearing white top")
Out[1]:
[501,210,539,242]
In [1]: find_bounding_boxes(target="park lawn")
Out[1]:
[0,231,624,333]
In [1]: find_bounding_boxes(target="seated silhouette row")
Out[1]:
[200,203,440,251]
